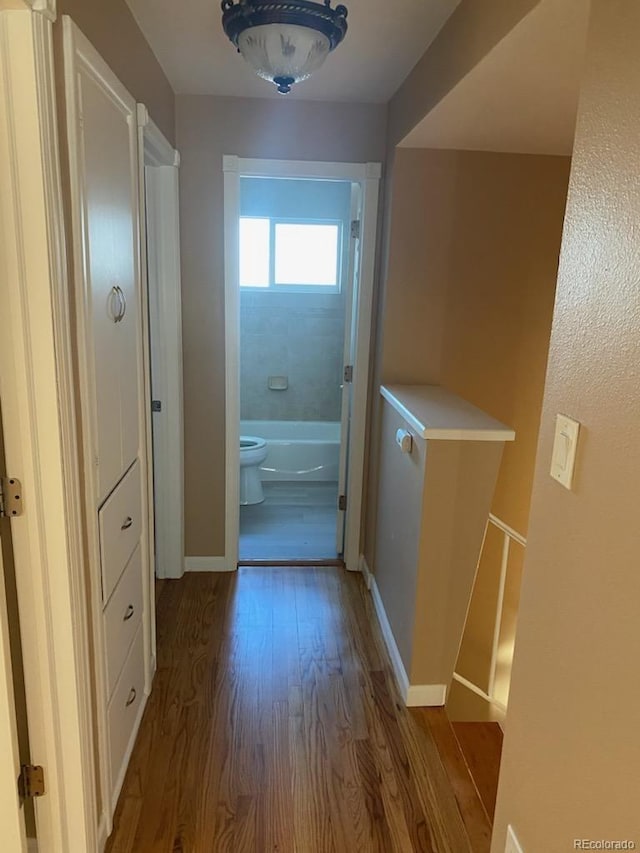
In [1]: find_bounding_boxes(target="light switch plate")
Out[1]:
[550,413,580,489]
[505,825,524,853]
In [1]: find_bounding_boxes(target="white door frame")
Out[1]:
[137,113,184,602]
[336,183,361,556]
[223,156,381,572]
[0,3,97,849]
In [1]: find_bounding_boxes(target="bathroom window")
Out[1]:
[239,216,341,291]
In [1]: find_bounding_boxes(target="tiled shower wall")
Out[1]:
[240,290,345,421]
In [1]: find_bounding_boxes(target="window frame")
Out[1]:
[239,215,343,294]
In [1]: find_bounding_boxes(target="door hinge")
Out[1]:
[18,765,45,800]
[343,365,353,383]
[0,476,22,518]
[151,400,162,412]
[350,219,360,239]
[338,494,347,511]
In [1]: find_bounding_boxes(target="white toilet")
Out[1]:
[239,436,268,505]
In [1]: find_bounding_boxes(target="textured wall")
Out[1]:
[177,95,387,556]
[492,3,640,850]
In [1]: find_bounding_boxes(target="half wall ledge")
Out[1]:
[373,384,515,706]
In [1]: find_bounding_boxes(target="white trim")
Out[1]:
[452,514,526,714]
[138,115,184,591]
[358,553,373,589]
[343,169,380,571]
[224,157,381,572]
[364,559,446,708]
[0,8,95,848]
[224,155,381,182]
[97,817,108,853]
[139,105,179,168]
[488,512,527,547]
[452,673,507,714]
[380,384,516,442]
[223,161,241,571]
[488,528,510,698]
[143,165,185,582]
[406,683,448,707]
[26,0,56,21]
[336,185,360,555]
[184,556,235,572]
[136,118,157,691]
[369,573,410,699]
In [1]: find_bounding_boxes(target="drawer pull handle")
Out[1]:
[125,688,136,707]
[123,604,135,622]
[121,516,133,530]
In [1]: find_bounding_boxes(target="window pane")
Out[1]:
[274,223,339,287]
[239,217,270,287]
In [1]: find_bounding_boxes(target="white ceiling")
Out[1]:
[125,0,461,102]
[400,0,590,155]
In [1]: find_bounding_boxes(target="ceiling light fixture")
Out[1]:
[221,0,348,94]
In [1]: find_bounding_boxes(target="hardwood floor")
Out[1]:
[107,567,489,852]
[451,723,503,821]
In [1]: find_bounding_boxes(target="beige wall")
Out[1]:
[56,0,175,144]
[365,148,570,570]
[387,0,539,147]
[492,2,640,850]
[363,0,549,573]
[176,96,387,556]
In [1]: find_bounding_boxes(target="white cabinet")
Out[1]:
[62,17,152,831]
[99,460,142,602]
[71,31,141,503]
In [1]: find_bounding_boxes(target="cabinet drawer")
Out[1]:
[103,543,143,698]
[108,622,144,798]
[99,460,141,603]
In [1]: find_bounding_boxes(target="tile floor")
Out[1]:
[239,480,339,560]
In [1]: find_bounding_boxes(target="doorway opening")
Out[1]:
[224,158,381,571]
[237,176,355,561]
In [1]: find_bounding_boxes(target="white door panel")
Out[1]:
[336,186,361,555]
[79,70,140,500]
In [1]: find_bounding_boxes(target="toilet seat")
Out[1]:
[239,435,268,505]
[240,436,266,451]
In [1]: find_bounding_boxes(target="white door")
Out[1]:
[0,516,28,851]
[144,162,184,580]
[76,52,141,501]
[336,185,362,555]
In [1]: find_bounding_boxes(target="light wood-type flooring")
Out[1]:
[106,567,494,852]
[239,482,338,560]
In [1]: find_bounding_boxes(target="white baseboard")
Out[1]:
[358,553,373,589]
[184,556,235,572]
[406,683,447,706]
[97,811,108,852]
[362,555,447,709]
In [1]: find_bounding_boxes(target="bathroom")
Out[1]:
[237,175,352,561]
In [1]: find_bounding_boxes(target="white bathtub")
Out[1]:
[240,420,340,482]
